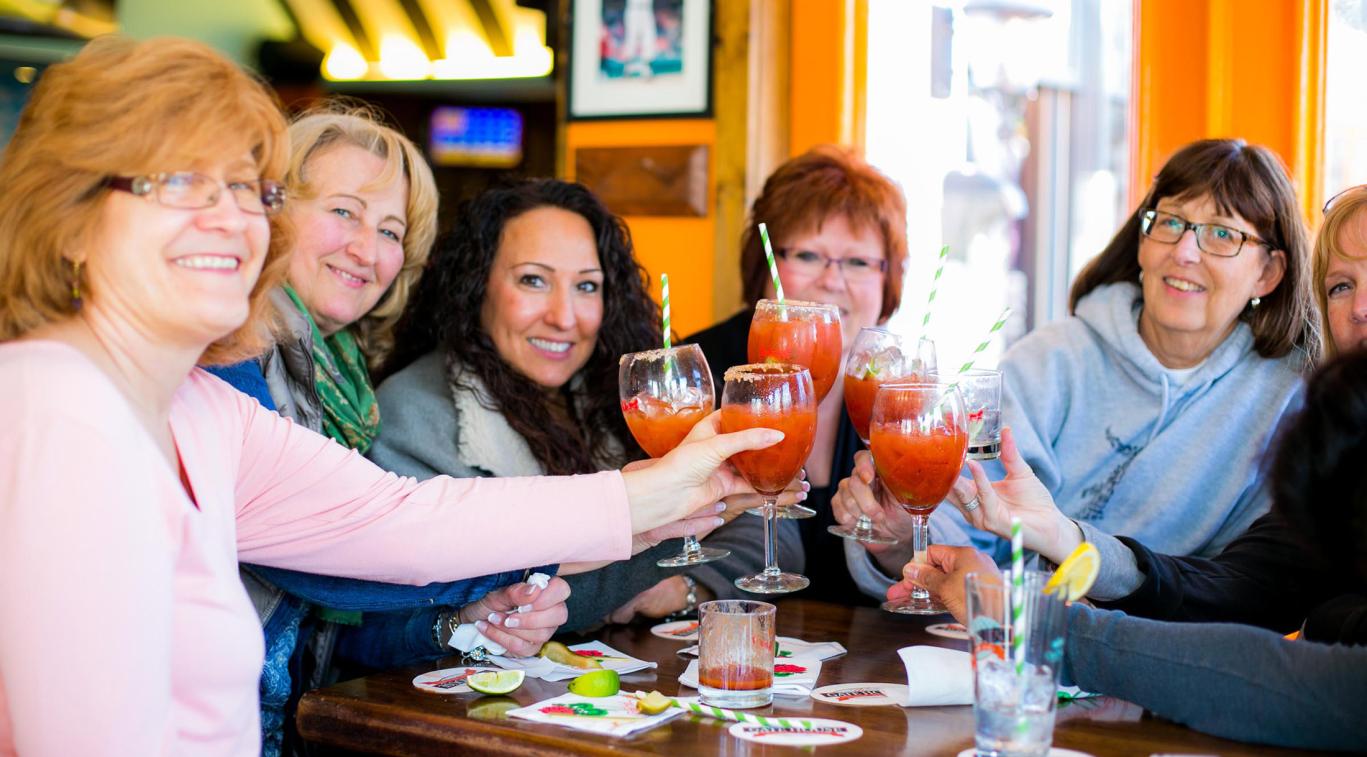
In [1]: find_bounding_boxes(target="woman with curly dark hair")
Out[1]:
[369,179,796,630]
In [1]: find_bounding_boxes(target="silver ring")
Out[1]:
[963,497,980,512]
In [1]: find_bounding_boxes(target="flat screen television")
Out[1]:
[428,106,523,168]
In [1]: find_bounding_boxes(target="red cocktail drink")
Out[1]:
[623,397,712,457]
[869,423,968,511]
[698,664,774,691]
[747,299,842,400]
[720,404,816,496]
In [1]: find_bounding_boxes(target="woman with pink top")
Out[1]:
[0,37,779,755]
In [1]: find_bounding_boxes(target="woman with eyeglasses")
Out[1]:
[838,138,1319,597]
[605,145,911,621]
[0,37,780,754]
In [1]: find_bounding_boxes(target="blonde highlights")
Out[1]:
[1314,186,1367,359]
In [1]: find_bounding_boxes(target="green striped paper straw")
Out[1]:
[1010,517,1025,677]
[957,306,1012,375]
[920,245,949,340]
[758,222,785,303]
[661,273,672,351]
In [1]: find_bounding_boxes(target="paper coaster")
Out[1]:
[650,619,700,641]
[926,622,971,640]
[956,743,1093,748]
[811,683,909,707]
[729,718,862,746]
[411,666,501,694]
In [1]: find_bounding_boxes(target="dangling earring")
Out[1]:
[1138,270,1144,283]
[1250,296,1261,309]
[68,259,83,311]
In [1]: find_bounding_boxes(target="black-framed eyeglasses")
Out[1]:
[1140,209,1266,258]
[105,172,286,216]
[775,248,888,281]
[1323,184,1367,215]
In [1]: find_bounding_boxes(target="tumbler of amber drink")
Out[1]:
[831,328,938,545]
[619,344,729,568]
[698,600,776,709]
[870,381,968,614]
[721,363,817,594]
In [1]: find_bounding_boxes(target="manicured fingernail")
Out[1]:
[801,481,811,492]
[764,430,784,443]
[797,491,808,502]
[504,617,521,628]
[713,502,726,513]
[474,620,488,632]
[487,612,502,625]
[712,517,725,528]
[516,604,534,614]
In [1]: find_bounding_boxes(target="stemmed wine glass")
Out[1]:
[829,328,938,544]
[720,363,818,594]
[871,381,968,614]
[619,344,730,567]
[744,299,841,519]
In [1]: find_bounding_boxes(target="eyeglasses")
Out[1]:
[1140,209,1266,258]
[1323,184,1367,215]
[105,172,286,216]
[775,248,888,282]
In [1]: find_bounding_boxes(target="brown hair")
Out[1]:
[284,103,438,370]
[1070,138,1319,361]
[1313,185,1367,360]
[739,145,908,321]
[0,36,290,365]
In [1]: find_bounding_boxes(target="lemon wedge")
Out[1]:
[636,690,673,715]
[567,669,620,697]
[1043,541,1100,601]
[466,670,524,695]
[539,641,601,669]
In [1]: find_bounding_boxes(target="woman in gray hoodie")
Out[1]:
[840,138,1320,594]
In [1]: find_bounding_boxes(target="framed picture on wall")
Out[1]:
[568,0,713,120]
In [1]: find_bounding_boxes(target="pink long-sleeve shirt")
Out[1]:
[0,341,633,755]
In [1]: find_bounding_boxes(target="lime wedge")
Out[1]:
[466,670,525,695]
[567,669,620,697]
[636,690,673,715]
[1043,542,1100,601]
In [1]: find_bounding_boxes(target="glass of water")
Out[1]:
[966,571,1070,757]
[959,369,1003,460]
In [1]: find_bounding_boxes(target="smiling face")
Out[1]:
[87,153,270,349]
[1137,193,1286,364]
[768,213,887,348]
[1324,209,1367,356]
[480,206,605,390]
[285,143,408,337]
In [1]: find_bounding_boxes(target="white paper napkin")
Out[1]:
[508,693,682,737]
[897,645,1096,706]
[446,573,552,657]
[678,636,847,661]
[489,640,656,682]
[678,657,823,697]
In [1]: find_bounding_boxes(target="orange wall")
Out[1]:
[563,119,717,338]
[789,0,863,157]
[1132,0,1325,218]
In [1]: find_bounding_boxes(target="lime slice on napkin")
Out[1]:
[467,670,524,695]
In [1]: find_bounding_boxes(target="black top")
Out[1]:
[1097,509,1367,645]
[685,310,876,607]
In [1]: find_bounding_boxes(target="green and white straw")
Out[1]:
[921,245,949,340]
[640,693,815,729]
[1010,517,1025,676]
[758,222,785,302]
[957,306,1012,375]
[661,273,672,351]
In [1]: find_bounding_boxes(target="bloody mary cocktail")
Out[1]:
[869,423,969,511]
[622,396,712,457]
[747,299,842,400]
[720,404,816,496]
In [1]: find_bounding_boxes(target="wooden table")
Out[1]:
[297,599,1328,756]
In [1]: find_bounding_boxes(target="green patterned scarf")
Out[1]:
[283,285,381,454]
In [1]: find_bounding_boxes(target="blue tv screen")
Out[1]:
[429,106,523,168]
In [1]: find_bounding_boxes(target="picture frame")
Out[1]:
[568,0,714,120]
